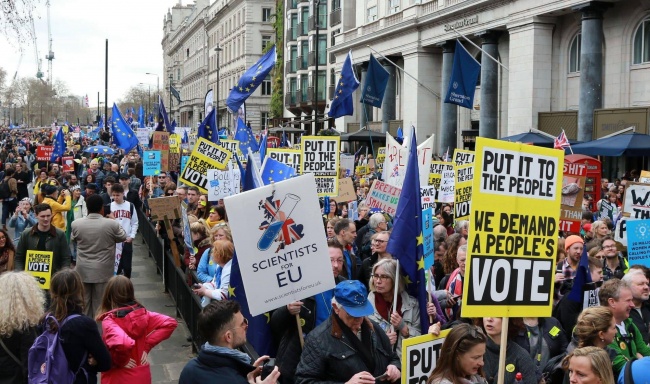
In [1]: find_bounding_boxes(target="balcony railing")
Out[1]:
[288,59,298,73]
[330,8,341,27]
[308,15,327,30]
[308,51,327,67]
[298,22,307,37]
[328,85,335,100]
[296,90,303,103]
[307,86,326,102]
[297,56,305,70]
[288,27,297,42]
[329,52,335,64]
[285,92,296,106]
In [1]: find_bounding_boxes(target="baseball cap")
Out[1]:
[334,280,374,317]
[118,173,130,180]
[85,183,98,191]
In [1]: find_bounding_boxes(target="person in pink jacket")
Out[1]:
[96,275,178,383]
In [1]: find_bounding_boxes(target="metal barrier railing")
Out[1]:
[137,209,206,352]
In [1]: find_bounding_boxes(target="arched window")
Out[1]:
[633,18,650,64]
[569,33,581,73]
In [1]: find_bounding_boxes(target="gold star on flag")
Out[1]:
[264,312,271,323]
[416,232,423,246]
[339,82,344,86]
[279,170,283,174]
[339,89,342,94]
[403,274,413,285]
[268,177,273,181]
[270,170,274,173]
[239,87,244,92]
[245,87,250,92]
[228,285,236,297]
[417,257,425,270]
[252,76,257,81]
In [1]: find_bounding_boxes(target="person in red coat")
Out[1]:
[96,275,178,383]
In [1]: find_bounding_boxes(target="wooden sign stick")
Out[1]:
[163,216,181,268]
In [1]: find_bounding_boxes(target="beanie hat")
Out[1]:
[565,235,584,251]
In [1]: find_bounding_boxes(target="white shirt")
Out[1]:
[110,200,139,239]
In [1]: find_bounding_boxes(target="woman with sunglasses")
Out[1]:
[367,258,420,358]
[478,317,537,384]
[427,323,488,384]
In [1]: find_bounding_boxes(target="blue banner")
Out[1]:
[181,155,189,174]
[627,220,650,268]
[143,151,161,176]
[444,40,481,109]
[360,54,389,108]
[422,207,434,270]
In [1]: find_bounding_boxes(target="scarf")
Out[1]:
[202,343,251,364]
[374,292,402,322]
[333,314,376,373]
[445,268,463,321]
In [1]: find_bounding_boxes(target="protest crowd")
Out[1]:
[0,117,647,384]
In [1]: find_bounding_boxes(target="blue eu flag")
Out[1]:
[138,105,145,128]
[50,128,66,163]
[444,40,481,109]
[260,157,295,185]
[243,151,263,192]
[158,95,173,133]
[360,54,389,107]
[234,117,259,154]
[567,245,592,303]
[111,103,140,153]
[386,126,430,334]
[197,108,219,144]
[226,45,277,113]
[328,50,360,119]
[258,133,267,163]
[182,129,189,144]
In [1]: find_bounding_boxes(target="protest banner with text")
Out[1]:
[340,154,355,177]
[401,331,450,384]
[136,128,149,147]
[383,133,435,188]
[36,146,54,162]
[207,168,240,201]
[300,136,340,197]
[453,149,475,166]
[178,137,233,193]
[333,178,357,202]
[626,220,650,268]
[152,132,170,172]
[143,151,161,176]
[365,180,401,216]
[26,250,54,289]
[376,147,386,175]
[223,174,336,316]
[454,163,474,221]
[462,138,563,317]
[560,162,587,233]
[268,148,301,174]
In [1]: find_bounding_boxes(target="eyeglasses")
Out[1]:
[227,317,248,332]
[372,239,388,244]
[371,274,392,281]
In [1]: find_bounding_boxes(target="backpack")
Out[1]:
[0,179,10,199]
[28,314,86,384]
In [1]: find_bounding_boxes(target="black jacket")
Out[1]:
[629,302,650,345]
[270,275,345,384]
[125,189,142,212]
[513,317,569,382]
[295,315,400,384]
[179,348,254,384]
[0,327,38,384]
[552,296,582,336]
[483,337,537,384]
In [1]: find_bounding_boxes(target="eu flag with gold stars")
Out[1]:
[260,157,296,185]
[327,50,360,119]
[234,117,259,154]
[226,45,277,113]
[111,103,140,153]
[386,126,430,333]
[50,127,66,163]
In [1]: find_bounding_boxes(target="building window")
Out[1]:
[332,0,340,11]
[388,0,400,14]
[634,19,650,64]
[262,35,272,51]
[261,112,269,129]
[367,6,377,22]
[569,33,581,73]
[262,75,272,95]
[262,7,272,22]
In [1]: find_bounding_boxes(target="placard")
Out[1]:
[152,132,170,172]
[300,136,339,197]
[136,128,149,146]
[143,151,161,176]
[178,137,233,193]
[627,220,650,268]
[420,186,437,210]
[219,139,245,164]
[25,250,54,289]
[401,330,450,384]
[181,156,189,174]
[340,154,355,177]
[560,162,587,233]
[375,147,386,175]
[365,180,401,216]
[148,196,182,221]
[223,174,336,316]
[453,149,475,165]
[639,170,650,184]
[623,183,650,219]
[383,134,435,188]
[207,168,240,201]
[454,163,474,221]
[62,156,74,173]
[36,146,54,162]
[422,208,435,269]
[268,148,301,174]
[333,178,357,202]
[168,133,181,171]
[462,138,562,317]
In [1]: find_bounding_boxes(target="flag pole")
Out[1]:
[366,45,441,99]
[448,26,509,72]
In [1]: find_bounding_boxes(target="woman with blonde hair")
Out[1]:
[0,272,45,383]
[574,307,618,350]
[193,240,235,307]
[563,346,615,384]
[586,220,610,251]
[196,224,233,283]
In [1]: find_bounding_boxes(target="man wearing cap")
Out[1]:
[85,182,98,197]
[555,235,584,299]
[41,184,71,231]
[118,173,142,211]
[295,280,400,384]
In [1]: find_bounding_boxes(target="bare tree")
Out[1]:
[0,0,40,45]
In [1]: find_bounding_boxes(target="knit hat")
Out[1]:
[43,184,58,196]
[565,235,584,251]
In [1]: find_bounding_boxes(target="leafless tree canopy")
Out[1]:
[0,0,41,45]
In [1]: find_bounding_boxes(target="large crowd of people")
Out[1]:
[0,126,648,384]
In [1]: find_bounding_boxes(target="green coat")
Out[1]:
[608,317,650,375]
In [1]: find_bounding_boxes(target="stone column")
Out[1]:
[439,41,457,154]
[478,30,502,139]
[575,2,610,142]
[381,62,396,133]
[359,66,373,129]
[402,49,437,143]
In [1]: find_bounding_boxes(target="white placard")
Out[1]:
[136,128,149,146]
[207,168,239,201]
[224,174,336,316]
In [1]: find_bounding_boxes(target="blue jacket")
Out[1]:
[196,248,217,283]
[8,211,37,240]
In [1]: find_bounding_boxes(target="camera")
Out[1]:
[261,358,276,380]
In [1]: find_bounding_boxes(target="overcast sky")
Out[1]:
[0,0,183,107]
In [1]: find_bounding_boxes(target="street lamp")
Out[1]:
[145,72,159,95]
[214,46,222,129]
[139,82,151,126]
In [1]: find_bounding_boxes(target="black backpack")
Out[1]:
[0,179,11,199]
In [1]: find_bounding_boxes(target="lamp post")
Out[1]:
[214,46,222,129]
[145,72,159,95]
[139,82,151,126]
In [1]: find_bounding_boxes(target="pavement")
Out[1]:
[130,234,195,383]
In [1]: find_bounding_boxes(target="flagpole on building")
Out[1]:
[448,26,509,72]
[367,45,441,99]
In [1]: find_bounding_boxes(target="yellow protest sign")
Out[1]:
[453,148,475,165]
[376,147,386,175]
[178,137,233,193]
[300,136,340,196]
[454,163,474,221]
[462,138,563,318]
[401,330,450,384]
[355,165,369,176]
[219,139,245,163]
[267,148,301,174]
[25,250,54,289]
